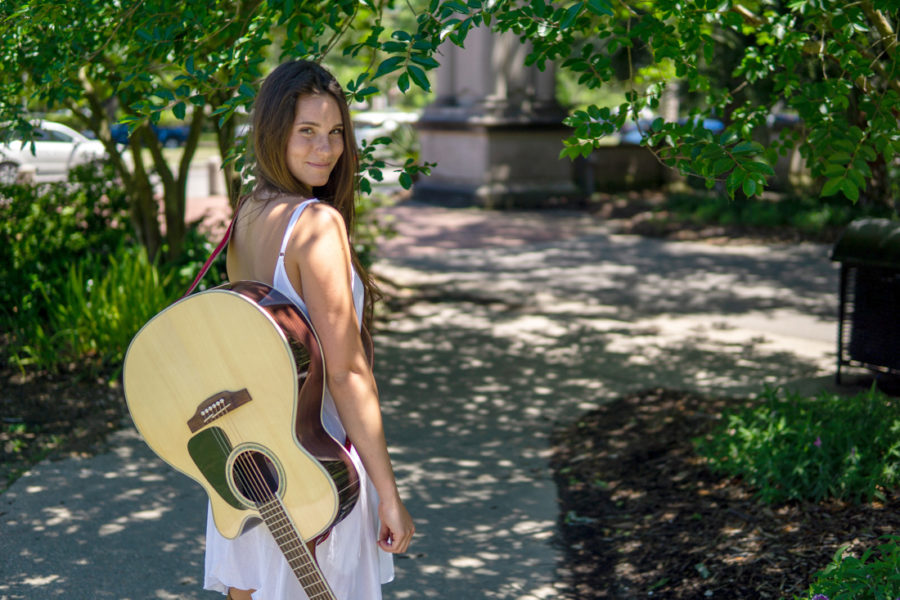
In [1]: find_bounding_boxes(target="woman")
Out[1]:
[203,60,415,600]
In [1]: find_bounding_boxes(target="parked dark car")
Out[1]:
[110,123,190,147]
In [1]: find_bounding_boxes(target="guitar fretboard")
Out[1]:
[258,498,337,599]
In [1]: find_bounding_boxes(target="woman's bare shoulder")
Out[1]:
[295,201,348,242]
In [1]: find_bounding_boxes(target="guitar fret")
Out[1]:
[257,498,335,600]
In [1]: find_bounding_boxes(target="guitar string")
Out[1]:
[198,307,334,598]
[206,413,332,599]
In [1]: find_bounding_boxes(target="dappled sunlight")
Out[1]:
[0,429,210,598]
[374,295,832,596]
[2,209,842,598]
[378,230,838,322]
[373,219,838,597]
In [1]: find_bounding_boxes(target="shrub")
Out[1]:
[14,242,176,374]
[166,219,229,293]
[0,162,132,346]
[1,164,228,374]
[800,536,900,600]
[694,386,900,504]
[663,192,896,237]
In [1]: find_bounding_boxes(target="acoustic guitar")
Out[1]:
[122,280,359,599]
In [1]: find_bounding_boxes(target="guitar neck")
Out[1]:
[258,498,337,600]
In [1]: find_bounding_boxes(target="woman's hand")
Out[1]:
[377,496,415,554]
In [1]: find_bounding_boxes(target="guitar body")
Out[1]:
[122,281,359,545]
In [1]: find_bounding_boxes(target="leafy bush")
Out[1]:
[694,387,900,504]
[662,192,896,237]
[166,220,229,293]
[0,162,132,339]
[1,164,228,374]
[800,536,900,600]
[13,243,177,374]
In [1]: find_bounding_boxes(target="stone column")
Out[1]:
[413,28,580,208]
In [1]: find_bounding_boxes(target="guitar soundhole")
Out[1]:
[232,450,280,504]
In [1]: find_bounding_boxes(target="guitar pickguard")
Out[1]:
[187,427,244,510]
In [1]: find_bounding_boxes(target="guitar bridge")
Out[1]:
[187,388,252,432]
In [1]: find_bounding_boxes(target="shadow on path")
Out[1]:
[1,202,840,600]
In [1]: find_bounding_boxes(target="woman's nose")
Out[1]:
[314,134,334,154]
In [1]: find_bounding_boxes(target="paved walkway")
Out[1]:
[1,199,843,599]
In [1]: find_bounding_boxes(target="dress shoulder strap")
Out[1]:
[278,199,319,257]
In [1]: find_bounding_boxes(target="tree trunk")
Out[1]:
[214,116,242,208]
[129,142,163,260]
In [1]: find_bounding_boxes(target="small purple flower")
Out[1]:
[814,436,822,448]
[811,594,829,600]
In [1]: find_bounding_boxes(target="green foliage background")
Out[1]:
[695,386,900,505]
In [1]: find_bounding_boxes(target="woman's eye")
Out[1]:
[331,128,343,136]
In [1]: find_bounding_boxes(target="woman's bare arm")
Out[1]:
[290,202,414,553]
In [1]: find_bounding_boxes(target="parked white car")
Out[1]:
[0,120,108,184]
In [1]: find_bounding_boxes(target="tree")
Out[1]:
[402,0,898,209]
[3,0,897,263]
[0,0,383,260]
[332,0,899,209]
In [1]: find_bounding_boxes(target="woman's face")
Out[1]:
[285,93,345,189]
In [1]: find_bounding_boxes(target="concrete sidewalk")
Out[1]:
[1,200,842,599]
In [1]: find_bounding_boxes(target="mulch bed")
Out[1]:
[0,366,125,492]
[550,388,900,599]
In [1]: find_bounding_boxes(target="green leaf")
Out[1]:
[410,54,440,69]
[153,88,175,102]
[399,171,413,189]
[172,101,186,120]
[397,72,410,93]
[823,163,846,177]
[726,169,743,197]
[185,55,195,75]
[561,2,583,30]
[238,83,255,99]
[407,65,430,92]
[828,151,852,164]
[443,0,469,13]
[732,141,758,154]
[821,177,843,197]
[712,157,732,175]
[382,41,408,53]
[586,0,613,16]
[744,161,774,176]
[373,56,405,80]
[353,86,379,101]
[840,178,859,202]
[742,176,757,197]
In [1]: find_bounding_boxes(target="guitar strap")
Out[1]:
[181,214,236,298]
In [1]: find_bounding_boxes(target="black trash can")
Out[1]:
[830,218,900,384]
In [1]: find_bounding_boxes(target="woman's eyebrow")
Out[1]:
[294,119,344,128]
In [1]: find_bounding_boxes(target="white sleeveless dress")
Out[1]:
[203,199,394,599]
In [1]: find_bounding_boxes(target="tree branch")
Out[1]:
[734,2,900,96]
[860,1,898,61]
[731,4,765,28]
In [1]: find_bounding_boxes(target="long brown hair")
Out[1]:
[247,60,381,332]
